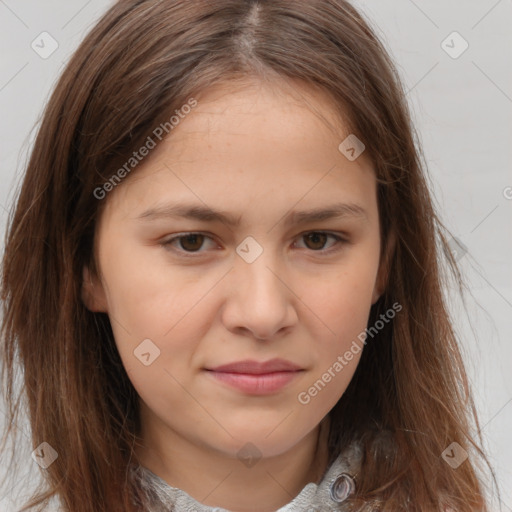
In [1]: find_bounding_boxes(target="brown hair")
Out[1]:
[1,0,496,510]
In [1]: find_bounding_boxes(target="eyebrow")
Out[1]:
[136,201,368,227]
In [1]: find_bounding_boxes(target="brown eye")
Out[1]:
[295,231,346,254]
[178,234,205,252]
[303,232,329,251]
[161,233,216,255]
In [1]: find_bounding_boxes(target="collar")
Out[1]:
[131,442,363,512]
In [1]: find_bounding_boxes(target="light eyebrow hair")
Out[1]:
[135,201,368,227]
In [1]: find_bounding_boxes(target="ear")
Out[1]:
[81,265,108,312]
[371,229,396,305]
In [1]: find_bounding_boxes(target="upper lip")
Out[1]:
[206,359,303,374]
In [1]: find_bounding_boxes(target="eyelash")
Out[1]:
[159,231,348,258]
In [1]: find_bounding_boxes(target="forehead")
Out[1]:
[102,78,377,224]
[169,77,352,152]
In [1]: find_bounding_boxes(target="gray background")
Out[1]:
[0,0,510,510]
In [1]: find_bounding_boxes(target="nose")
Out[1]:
[220,250,298,341]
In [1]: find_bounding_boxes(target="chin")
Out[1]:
[208,421,315,461]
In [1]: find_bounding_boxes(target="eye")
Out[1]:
[160,233,218,255]
[294,231,347,253]
[160,231,347,258]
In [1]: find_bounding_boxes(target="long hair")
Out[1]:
[1,1,494,510]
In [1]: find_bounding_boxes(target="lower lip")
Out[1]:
[205,370,301,395]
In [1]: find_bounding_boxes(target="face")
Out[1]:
[83,79,385,462]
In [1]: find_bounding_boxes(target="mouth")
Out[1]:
[204,359,304,395]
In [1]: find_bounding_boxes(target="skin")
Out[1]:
[82,78,388,512]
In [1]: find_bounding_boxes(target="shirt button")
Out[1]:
[329,473,356,503]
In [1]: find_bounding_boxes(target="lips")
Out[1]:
[204,359,304,395]
[207,359,302,374]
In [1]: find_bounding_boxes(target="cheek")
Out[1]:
[313,266,377,340]
[313,290,368,383]
[295,283,369,418]
[301,258,378,390]
[98,242,219,382]
[100,237,212,333]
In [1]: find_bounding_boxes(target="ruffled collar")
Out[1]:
[130,442,363,512]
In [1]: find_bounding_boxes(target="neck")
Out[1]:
[134,412,331,512]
